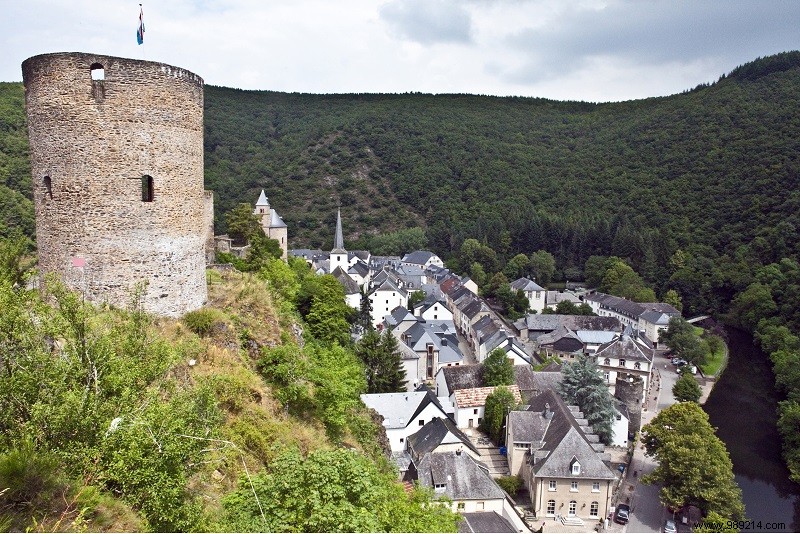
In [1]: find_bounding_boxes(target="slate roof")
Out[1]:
[518,314,622,335]
[441,364,485,391]
[416,451,505,501]
[269,210,287,228]
[407,416,480,459]
[595,334,653,363]
[454,386,521,408]
[348,260,370,278]
[576,330,618,345]
[511,277,545,292]
[546,290,580,305]
[370,276,407,297]
[331,266,359,295]
[459,512,517,533]
[462,298,489,320]
[639,310,673,325]
[402,250,437,265]
[585,292,680,320]
[254,189,269,207]
[333,208,345,251]
[401,320,464,364]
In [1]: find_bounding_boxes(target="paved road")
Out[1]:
[619,357,684,533]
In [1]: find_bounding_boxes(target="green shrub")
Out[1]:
[183,308,221,337]
[496,475,523,495]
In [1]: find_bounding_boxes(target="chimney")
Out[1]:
[456,447,462,456]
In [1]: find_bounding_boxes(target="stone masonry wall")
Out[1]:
[22,52,207,317]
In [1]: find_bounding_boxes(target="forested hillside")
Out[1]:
[203,52,800,282]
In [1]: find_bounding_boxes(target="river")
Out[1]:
[703,327,800,532]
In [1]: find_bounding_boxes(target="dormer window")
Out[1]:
[619,358,626,368]
[570,458,581,475]
[603,358,610,365]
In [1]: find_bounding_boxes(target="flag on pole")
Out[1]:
[136,6,145,45]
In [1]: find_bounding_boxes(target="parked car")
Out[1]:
[615,504,630,524]
[663,518,677,533]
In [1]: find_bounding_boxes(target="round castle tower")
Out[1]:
[22,52,208,317]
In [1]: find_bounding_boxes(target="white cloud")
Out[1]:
[1,0,798,101]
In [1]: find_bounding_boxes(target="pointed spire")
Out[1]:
[333,207,345,251]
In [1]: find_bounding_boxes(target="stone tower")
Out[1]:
[22,52,208,317]
[253,190,288,260]
[614,372,645,437]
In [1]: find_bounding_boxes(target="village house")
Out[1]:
[360,388,452,452]
[595,331,654,401]
[583,292,680,348]
[506,390,617,528]
[510,277,547,313]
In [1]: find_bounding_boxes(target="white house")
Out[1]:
[595,333,653,401]
[510,277,546,313]
[360,389,451,451]
[369,278,408,328]
[452,385,522,429]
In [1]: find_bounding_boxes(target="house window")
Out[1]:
[603,358,610,365]
[571,461,581,475]
[634,362,641,370]
[590,501,599,518]
[400,438,404,443]
[546,500,556,516]
[434,483,446,491]
[457,502,465,511]
[568,500,577,517]
[604,372,610,382]
[474,409,478,415]
[619,358,626,368]
[514,442,529,450]
[426,353,434,379]
[592,482,600,492]
[570,481,578,492]
[141,175,154,202]
[43,176,52,199]
[476,501,484,511]
[548,480,556,491]
[419,419,424,426]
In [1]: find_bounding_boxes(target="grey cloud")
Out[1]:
[380,0,473,45]
[497,0,800,84]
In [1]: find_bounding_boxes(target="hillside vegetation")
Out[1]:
[0,243,459,532]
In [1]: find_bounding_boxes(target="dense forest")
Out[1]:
[3,51,800,502]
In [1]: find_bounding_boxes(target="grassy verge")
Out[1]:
[700,343,726,377]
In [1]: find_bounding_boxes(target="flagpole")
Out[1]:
[138,4,145,60]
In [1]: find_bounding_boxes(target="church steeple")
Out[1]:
[333,207,345,252]
[330,207,348,273]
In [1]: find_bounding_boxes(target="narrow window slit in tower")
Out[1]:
[142,175,154,202]
[90,63,105,81]
[90,63,105,100]
[43,176,52,199]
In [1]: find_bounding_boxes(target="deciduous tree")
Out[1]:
[483,348,514,386]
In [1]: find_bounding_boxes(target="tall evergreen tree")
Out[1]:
[558,355,615,445]
[359,287,373,332]
[355,330,407,393]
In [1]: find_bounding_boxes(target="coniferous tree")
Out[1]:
[359,287,373,332]
[355,330,407,393]
[558,355,615,444]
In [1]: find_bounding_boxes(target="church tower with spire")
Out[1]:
[330,207,348,273]
[253,190,288,259]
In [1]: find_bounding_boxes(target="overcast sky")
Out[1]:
[2,0,798,102]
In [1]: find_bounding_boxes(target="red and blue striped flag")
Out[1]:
[136,6,145,45]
